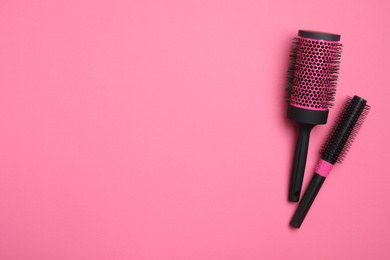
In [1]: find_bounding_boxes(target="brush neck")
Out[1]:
[287,104,329,125]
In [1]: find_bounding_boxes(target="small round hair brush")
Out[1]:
[286,30,342,202]
[290,95,370,228]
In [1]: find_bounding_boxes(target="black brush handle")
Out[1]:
[289,123,314,202]
[290,173,326,228]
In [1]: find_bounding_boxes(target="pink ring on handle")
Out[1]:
[315,159,334,177]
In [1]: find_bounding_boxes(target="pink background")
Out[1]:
[1,0,389,259]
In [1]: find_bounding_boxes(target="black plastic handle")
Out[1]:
[289,123,314,202]
[290,173,326,228]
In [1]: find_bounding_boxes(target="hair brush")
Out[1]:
[286,30,342,202]
[290,95,370,228]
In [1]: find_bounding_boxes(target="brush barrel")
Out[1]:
[289,30,341,111]
[321,96,368,164]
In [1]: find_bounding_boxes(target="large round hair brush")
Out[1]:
[286,30,342,202]
[290,95,370,228]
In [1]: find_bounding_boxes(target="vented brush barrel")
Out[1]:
[289,30,341,110]
[286,30,342,202]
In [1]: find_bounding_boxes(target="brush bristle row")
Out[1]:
[285,37,299,101]
[321,96,370,164]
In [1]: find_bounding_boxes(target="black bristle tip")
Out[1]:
[327,43,343,107]
[321,96,370,164]
[284,37,299,102]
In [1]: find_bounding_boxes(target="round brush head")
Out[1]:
[321,95,371,164]
[286,30,342,124]
[285,30,343,202]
